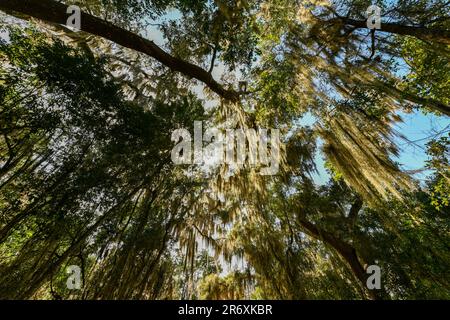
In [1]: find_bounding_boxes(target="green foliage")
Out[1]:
[0,27,206,299]
[400,37,450,114]
[426,135,450,212]
[0,0,449,300]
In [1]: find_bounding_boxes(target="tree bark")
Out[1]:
[298,217,385,300]
[336,17,450,45]
[0,0,239,102]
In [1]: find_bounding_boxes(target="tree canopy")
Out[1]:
[0,0,449,299]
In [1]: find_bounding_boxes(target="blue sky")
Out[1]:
[393,111,449,178]
[309,110,449,185]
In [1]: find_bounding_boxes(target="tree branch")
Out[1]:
[347,197,363,228]
[208,46,218,74]
[297,216,382,300]
[0,0,240,102]
[334,17,450,45]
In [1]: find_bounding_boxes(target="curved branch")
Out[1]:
[297,216,383,300]
[0,0,240,102]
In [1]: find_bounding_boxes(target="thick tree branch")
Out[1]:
[297,216,383,300]
[335,17,450,45]
[0,0,240,102]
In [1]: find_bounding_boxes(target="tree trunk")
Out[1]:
[298,217,386,300]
